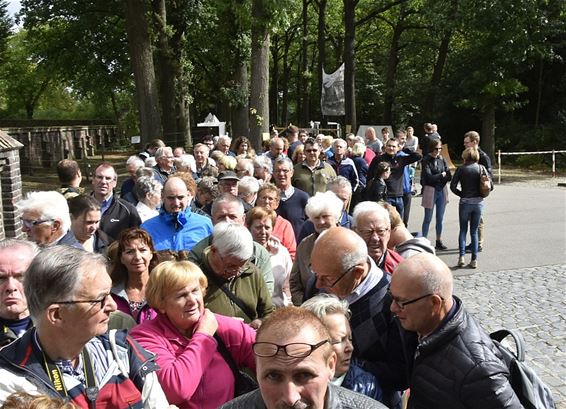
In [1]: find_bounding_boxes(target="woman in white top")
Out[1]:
[134,176,162,222]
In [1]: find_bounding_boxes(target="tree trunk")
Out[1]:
[316,0,327,121]
[231,60,250,138]
[383,23,403,124]
[270,35,280,127]
[124,0,162,145]
[299,0,310,126]
[481,104,496,161]
[343,0,356,131]
[249,0,270,150]
[281,33,292,126]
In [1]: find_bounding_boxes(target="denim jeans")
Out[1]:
[422,189,447,238]
[458,202,484,258]
[387,197,404,220]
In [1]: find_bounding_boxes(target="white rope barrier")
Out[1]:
[497,149,566,184]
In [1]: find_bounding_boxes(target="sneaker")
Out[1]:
[435,240,448,251]
[457,256,465,267]
[468,259,478,269]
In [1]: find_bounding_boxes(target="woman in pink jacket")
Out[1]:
[130,260,256,409]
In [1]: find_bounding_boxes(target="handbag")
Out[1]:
[479,164,492,198]
[214,334,258,397]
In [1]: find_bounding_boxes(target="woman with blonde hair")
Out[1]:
[130,260,256,409]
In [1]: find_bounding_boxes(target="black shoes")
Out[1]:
[435,240,448,251]
[465,244,483,253]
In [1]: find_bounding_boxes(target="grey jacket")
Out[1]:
[220,384,387,409]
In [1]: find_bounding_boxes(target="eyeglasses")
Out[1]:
[388,289,440,310]
[312,262,360,288]
[54,293,111,310]
[305,149,319,153]
[253,340,330,358]
[21,218,53,229]
[357,227,390,240]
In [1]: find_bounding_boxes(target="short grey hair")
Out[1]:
[254,156,273,174]
[327,176,352,197]
[211,193,245,217]
[24,246,108,320]
[237,158,255,176]
[18,191,71,232]
[175,154,196,172]
[135,167,155,179]
[0,239,39,256]
[274,157,293,171]
[333,139,347,149]
[238,176,260,195]
[134,176,162,201]
[212,222,253,260]
[155,146,173,160]
[305,191,343,220]
[217,135,232,146]
[352,201,390,228]
[301,293,351,319]
[126,155,144,168]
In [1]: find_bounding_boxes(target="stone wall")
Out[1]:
[0,131,24,239]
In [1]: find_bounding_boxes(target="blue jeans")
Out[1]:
[458,202,484,258]
[422,189,446,239]
[387,197,404,220]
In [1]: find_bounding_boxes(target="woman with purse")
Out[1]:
[130,260,256,409]
[421,139,452,250]
[450,147,488,269]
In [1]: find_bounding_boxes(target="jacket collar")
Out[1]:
[417,296,464,355]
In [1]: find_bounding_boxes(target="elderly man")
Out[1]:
[193,143,219,180]
[199,222,274,329]
[292,138,336,196]
[390,253,522,408]
[236,158,255,179]
[153,146,176,185]
[120,155,144,200]
[365,127,382,154]
[19,191,82,248]
[263,137,286,166]
[310,227,413,408]
[189,193,274,293]
[328,139,359,193]
[238,176,260,207]
[352,201,403,274]
[256,183,297,260]
[221,306,385,409]
[273,157,309,239]
[56,159,84,199]
[92,163,141,241]
[0,246,169,406]
[142,176,213,251]
[216,135,235,156]
[0,239,39,347]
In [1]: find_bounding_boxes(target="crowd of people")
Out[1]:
[0,122,523,409]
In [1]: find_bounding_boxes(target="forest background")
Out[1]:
[0,0,564,164]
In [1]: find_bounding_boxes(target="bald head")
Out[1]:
[394,253,453,299]
[163,177,190,214]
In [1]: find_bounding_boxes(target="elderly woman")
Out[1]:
[217,154,237,173]
[199,222,274,329]
[291,144,306,165]
[110,228,159,322]
[134,176,163,222]
[289,190,344,305]
[421,139,452,250]
[450,146,486,269]
[302,294,383,402]
[253,156,272,185]
[246,207,292,308]
[130,260,256,409]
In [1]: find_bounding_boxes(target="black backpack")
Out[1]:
[490,329,556,409]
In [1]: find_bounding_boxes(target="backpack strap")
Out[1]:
[490,329,526,362]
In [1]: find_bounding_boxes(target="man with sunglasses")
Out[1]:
[310,227,414,409]
[221,306,385,409]
[292,138,336,197]
[390,253,522,408]
[0,246,171,407]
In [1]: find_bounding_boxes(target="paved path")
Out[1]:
[455,264,566,408]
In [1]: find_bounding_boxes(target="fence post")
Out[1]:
[552,150,556,178]
[497,149,501,184]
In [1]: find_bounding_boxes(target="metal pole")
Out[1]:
[497,149,501,184]
[552,150,555,178]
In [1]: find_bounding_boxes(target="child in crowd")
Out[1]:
[364,161,390,202]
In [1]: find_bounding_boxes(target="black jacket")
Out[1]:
[421,154,451,190]
[406,297,523,409]
[99,194,142,241]
[368,149,422,197]
[450,163,482,199]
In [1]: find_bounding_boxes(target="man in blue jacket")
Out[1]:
[141,176,213,251]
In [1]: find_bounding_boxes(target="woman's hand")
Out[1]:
[195,308,218,336]
[249,319,262,330]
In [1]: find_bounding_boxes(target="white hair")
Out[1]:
[175,154,196,172]
[352,201,390,228]
[212,222,253,260]
[237,158,255,176]
[301,293,351,319]
[145,157,157,167]
[126,155,144,168]
[305,191,343,220]
[254,156,273,174]
[327,176,352,197]
[217,135,232,145]
[238,176,260,195]
[155,146,173,160]
[18,191,71,232]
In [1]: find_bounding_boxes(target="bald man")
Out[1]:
[309,227,414,408]
[141,176,213,251]
[390,253,522,408]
